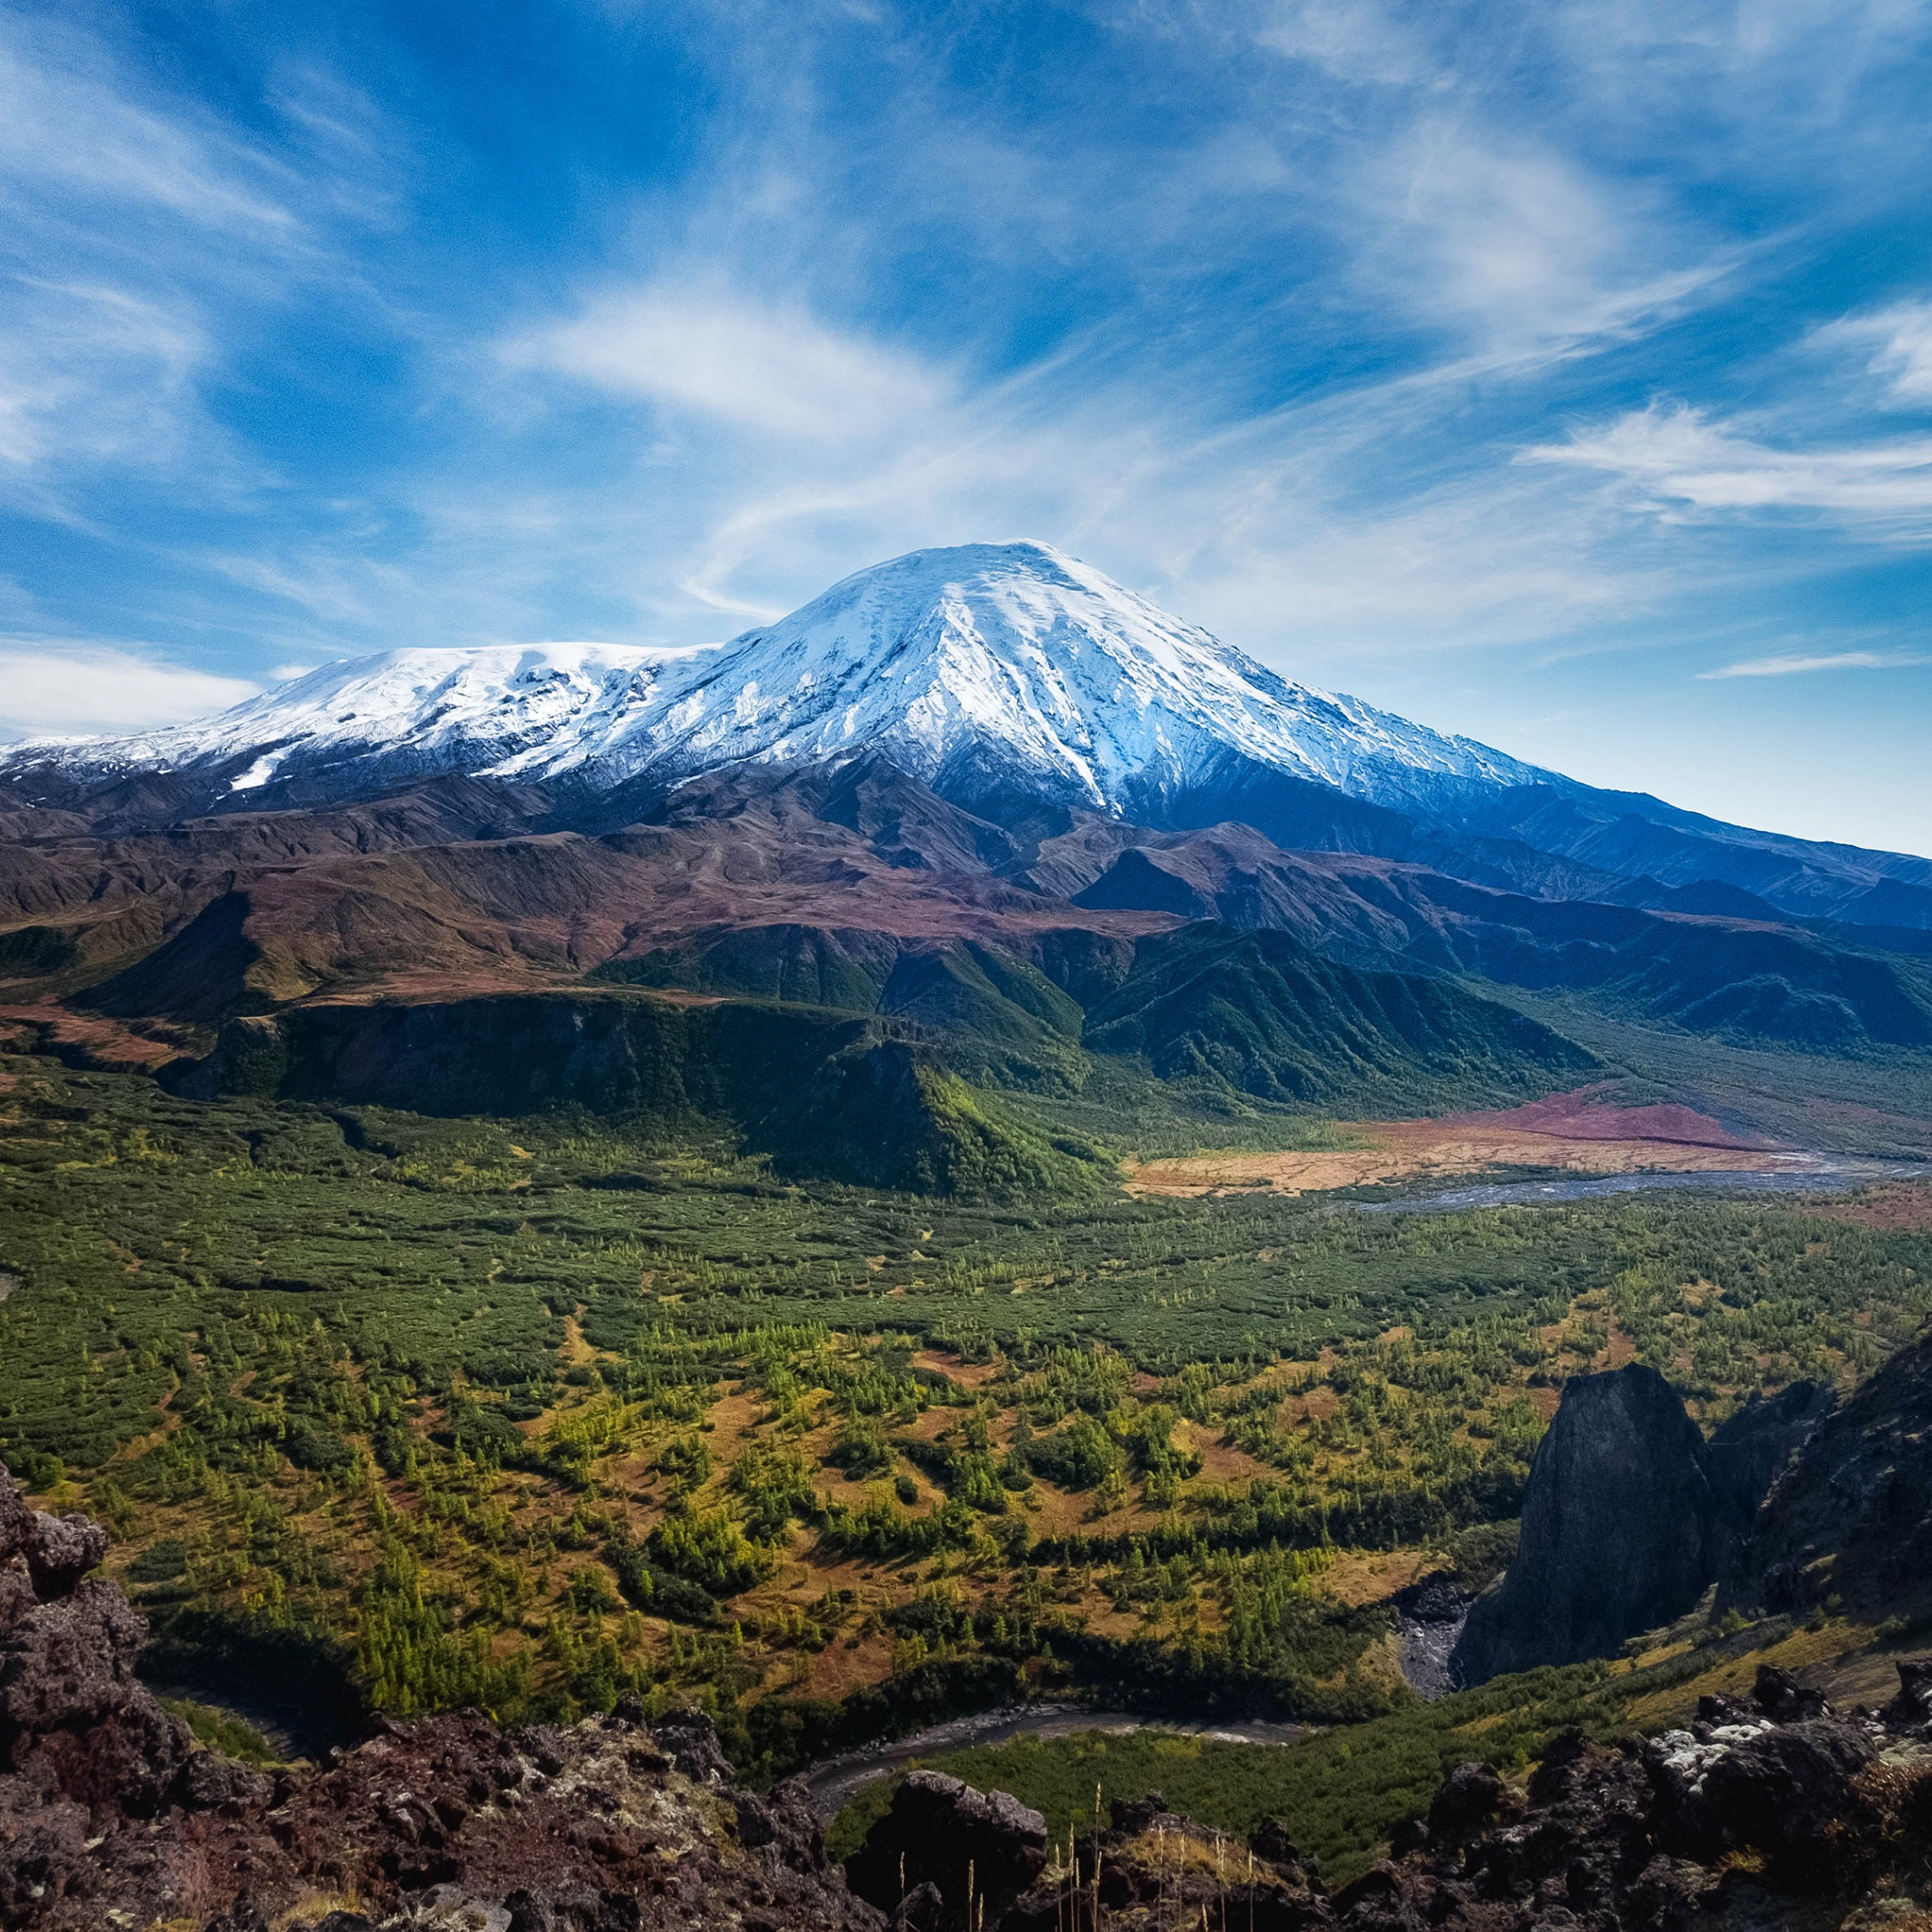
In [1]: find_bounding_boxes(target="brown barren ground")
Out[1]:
[0,1002,180,1070]
[1124,1084,1801,1198]
[1808,1181,1932,1232]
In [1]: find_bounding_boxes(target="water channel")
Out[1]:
[1351,1156,1928,1217]
[802,1705,1307,1819]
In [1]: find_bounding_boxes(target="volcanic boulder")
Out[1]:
[847,1770,1048,1929]
[0,1468,192,1828]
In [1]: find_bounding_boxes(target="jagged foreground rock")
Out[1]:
[850,1666,1932,1932]
[0,1459,880,1930]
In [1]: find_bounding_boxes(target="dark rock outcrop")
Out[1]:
[0,1467,194,1836]
[1452,1364,1837,1685]
[0,1460,881,1931]
[985,1662,1932,1932]
[846,1770,1048,1929]
[1731,1328,1932,1616]
[1643,1669,1876,1884]
[1452,1365,1724,1683]
[1704,1378,1835,1556]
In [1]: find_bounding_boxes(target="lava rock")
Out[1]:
[1425,1761,1507,1837]
[1882,1657,1932,1727]
[888,1882,944,1932]
[1108,1790,1171,1836]
[178,1750,276,1814]
[1249,1817,1319,1885]
[1751,1662,1829,1723]
[1697,1717,1874,1877]
[1705,1380,1835,1554]
[0,1480,108,1599]
[650,1707,733,1784]
[1732,1329,1932,1615]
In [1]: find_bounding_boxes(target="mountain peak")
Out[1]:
[0,540,1547,818]
[493,540,1545,813]
[2,541,1924,924]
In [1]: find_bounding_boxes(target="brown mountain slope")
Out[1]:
[3,757,1927,1062]
[57,792,1170,1024]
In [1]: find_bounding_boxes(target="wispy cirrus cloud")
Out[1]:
[1356,118,1733,360]
[505,281,950,444]
[0,26,296,233]
[1525,403,1932,530]
[1699,647,1929,677]
[0,281,208,477]
[1813,300,1932,405]
[0,18,294,492]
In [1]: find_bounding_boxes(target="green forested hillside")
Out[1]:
[1083,924,1597,1107]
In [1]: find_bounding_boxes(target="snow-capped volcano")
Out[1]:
[0,541,1544,815]
[6,541,1927,924]
[497,541,1545,809]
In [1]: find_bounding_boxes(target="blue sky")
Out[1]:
[1,0,1928,854]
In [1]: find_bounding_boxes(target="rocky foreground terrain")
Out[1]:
[0,1458,875,1931]
[9,1455,1932,1931]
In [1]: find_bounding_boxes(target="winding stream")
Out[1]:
[801,1705,1307,1819]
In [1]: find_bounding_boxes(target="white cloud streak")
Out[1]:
[0,642,258,738]
[507,282,950,442]
[1525,404,1932,530]
[1699,647,1928,676]
[1358,117,1731,358]
[0,30,295,233]
[1814,299,1932,405]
